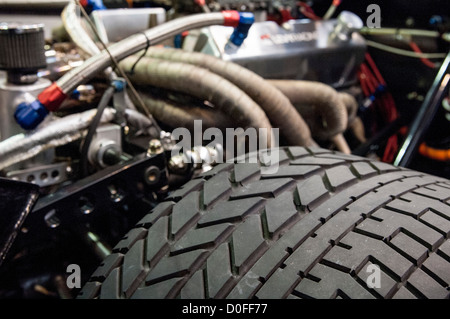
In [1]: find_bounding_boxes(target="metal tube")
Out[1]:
[394,52,450,167]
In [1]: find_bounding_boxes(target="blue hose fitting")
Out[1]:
[14,100,49,130]
[87,0,106,11]
[112,78,125,92]
[229,12,254,47]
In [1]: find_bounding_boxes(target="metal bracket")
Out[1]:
[14,151,168,251]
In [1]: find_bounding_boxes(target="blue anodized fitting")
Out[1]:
[14,100,49,130]
[88,0,106,11]
[229,12,255,47]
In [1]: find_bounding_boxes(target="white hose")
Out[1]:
[366,40,447,59]
[323,4,338,20]
[360,27,443,39]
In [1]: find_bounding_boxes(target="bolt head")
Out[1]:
[168,154,188,173]
[148,139,163,155]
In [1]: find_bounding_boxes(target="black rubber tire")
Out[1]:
[80,147,450,299]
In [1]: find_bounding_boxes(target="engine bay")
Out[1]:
[0,0,449,299]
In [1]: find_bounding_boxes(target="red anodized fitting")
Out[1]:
[222,10,240,28]
[37,83,68,112]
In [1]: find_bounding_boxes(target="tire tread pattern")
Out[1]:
[79,147,450,299]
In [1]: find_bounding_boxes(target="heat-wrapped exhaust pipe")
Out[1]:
[145,48,316,147]
[120,56,273,147]
[267,80,349,141]
[338,92,358,125]
[139,93,233,132]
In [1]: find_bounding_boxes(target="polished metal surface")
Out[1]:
[87,124,122,168]
[6,161,70,187]
[192,17,366,88]
[0,76,51,141]
[91,7,166,43]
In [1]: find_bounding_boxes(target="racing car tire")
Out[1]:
[79,147,450,299]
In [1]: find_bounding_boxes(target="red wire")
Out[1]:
[358,71,370,97]
[383,136,398,163]
[364,53,386,86]
[297,1,342,21]
[385,96,395,123]
[359,58,400,163]
[360,64,378,93]
[382,138,392,162]
[386,94,398,121]
[297,2,313,11]
[380,94,391,123]
[409,41,437,69]
[360,62,398,122]
[381,95,398,162]
[367,70,380,91]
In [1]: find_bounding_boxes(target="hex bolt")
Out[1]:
[168,154,188,174]
[147,139,163,156]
